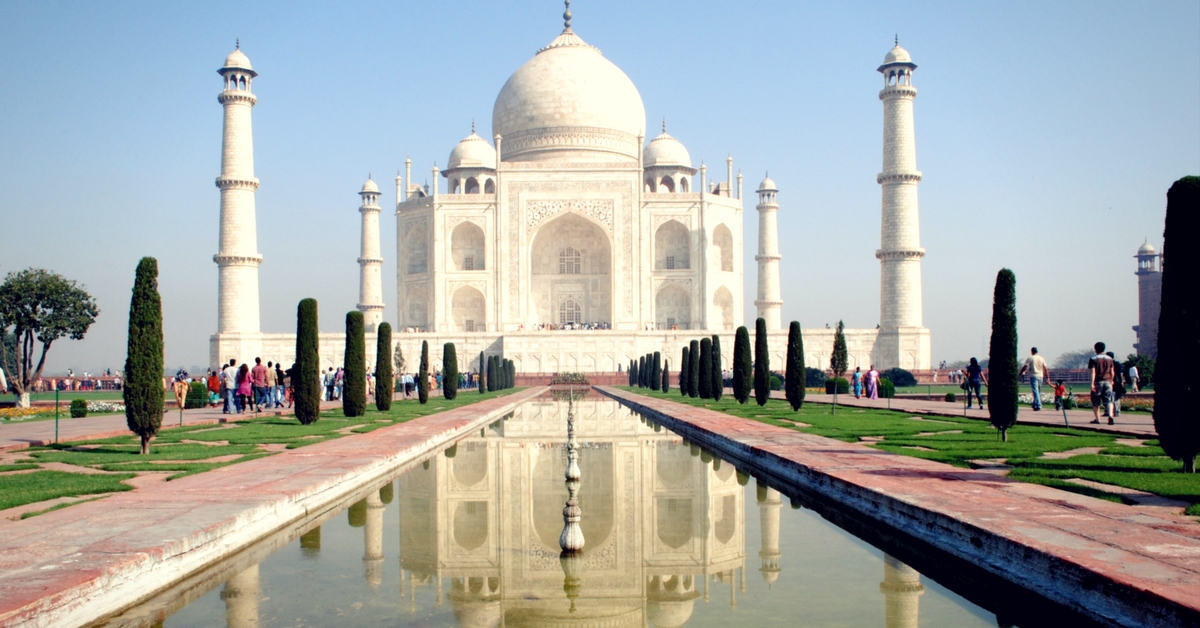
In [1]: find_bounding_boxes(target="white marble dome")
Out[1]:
[643,131,691,168]
[223,47,253,71]
[1138,241,1157,255]
[758,175,777,191]
[492,29,645,162]
[360,177,379,194]
[448,132,497,170]
[883,45,912,64]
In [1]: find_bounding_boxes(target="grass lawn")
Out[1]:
[1,389,521,516]
[618,387,1200,516]
[22,391,126,402]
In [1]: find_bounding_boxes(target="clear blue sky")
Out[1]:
[1,0,1197,374]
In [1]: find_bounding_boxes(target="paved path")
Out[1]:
[768,390,1157,437]
[0,390,450,452]
[0,387,538,628]
[600,387,1197,628]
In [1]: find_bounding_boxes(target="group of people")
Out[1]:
[850,365,883,399]
[524,321,612,331]
[1084,341,1138,425]
[208,358,289,414]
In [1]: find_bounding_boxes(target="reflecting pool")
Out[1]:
[98,392,1080,627]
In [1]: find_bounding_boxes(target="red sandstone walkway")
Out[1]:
[601,387,1198,628]
[0,387,537,628]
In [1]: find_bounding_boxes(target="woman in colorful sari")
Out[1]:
[865,365,880,399]
[852,367,863,398]
[236,363,252,413]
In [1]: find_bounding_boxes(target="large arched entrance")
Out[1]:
[529,212,611,326]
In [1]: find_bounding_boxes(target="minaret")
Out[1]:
[221,565,261,628]
[755,175,782,329]
[757,486,782,586]
[357,177,385,332]
[876,39,925,332]
[213,44,262,348]
[879,554,924,628]
[1133,240,1162,358]
[364,489,385,590]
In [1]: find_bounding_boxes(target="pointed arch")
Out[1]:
[712,223,733,272]
[655,219,690,270]
[713,286,734,330]
[451,221,485,271]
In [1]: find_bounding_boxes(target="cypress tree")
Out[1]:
[486,355,496,391]
[754,318,770,406]
[443,343,459,400]
[478,351,487,394]
[124,257,163,455]
[679,346,689,396]
[785,321,805,411]
[710,335,723,401]
[375,323,393,411]
[688,339,700,398]
[1155,176,1200,472]
[631,358,639,388]
[639,355,647,387]
[733,326,751,404]
[987,269,1019,441]
[830,320,848,414]
[507,360,515,389]
[417,340,430,404]
[294,298,321,425]
[662,359,670,394]
[699,338,713,399]
[651,351,662,391]
[342,311,366,417]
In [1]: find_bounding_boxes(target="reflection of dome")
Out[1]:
[883,44,912,64]
[451,597,501,628]
[492,28,645,162]
[223,47,253,71]
[643,131,691,168]
[448,132,498,170]
[647,599,696,628]
[360,177,378,194]
[1137,241,1156,255]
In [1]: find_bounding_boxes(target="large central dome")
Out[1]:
[492,28,646,163]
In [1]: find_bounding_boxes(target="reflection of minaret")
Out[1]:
[364,490,385,590]
[757,486,782,586]
[300,525,320,556]
[221,565,261,628]
[879,554,924,628]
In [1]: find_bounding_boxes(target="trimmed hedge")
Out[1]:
[70,398,88,418]
[294,298,321,425]
[342,311,366,417]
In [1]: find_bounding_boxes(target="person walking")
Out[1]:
[965,357,986,409]
[222,359,238,414]
[852,367,863,399]
[235,363,252,414]
[323,368,335,401]
[1018,347,1050,411]
[274,362,286,407]
[1127,362,1140,393]
[207,370,221,408]
[264,360,277,409]
[1088,342,1116,425]
[250,358,268,412]
[172,371,189,413]
[1108,351,1125,417]
[865,365,880,400]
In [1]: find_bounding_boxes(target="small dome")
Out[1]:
[448,132,498,170]
[883,44,912,64]
[643,131,692,168]
[757,175,777,191]
[1138,241,1156,255]
[360,178,379,194]
[647,600,696,628]
[223,47,253,71]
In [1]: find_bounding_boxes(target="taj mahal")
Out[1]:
[209,3,931,375]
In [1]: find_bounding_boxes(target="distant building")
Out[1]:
[1133,240,1162,358]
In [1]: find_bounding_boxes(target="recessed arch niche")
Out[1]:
[529,212,611,326]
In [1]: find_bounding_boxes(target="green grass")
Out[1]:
[25,390,125,402]
[0,470,135,511]
[0,464,39,472]
[618,386,1200,515]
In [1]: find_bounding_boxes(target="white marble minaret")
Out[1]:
[357,177,385,332]
[213,44,262,361]
[755,175,782,329]
[757,486,782,586]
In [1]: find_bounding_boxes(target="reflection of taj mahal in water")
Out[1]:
[209,2,932,374]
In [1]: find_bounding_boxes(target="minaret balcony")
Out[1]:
[876,172,922,184]
[875,249,925,261]
[215,177,260,190]
[217,91,257,106]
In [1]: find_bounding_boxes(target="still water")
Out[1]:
[102,393,1033,627]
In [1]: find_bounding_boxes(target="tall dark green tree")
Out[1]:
[688,339,700,398]
[417,341,430,404]
[710,336,723,402]
[488,355,498,391]
[733,326,751,404]
[754,318,770,406]
[785,321,805,411]
[375,322,393,411]
[662,359,670,394]
[478,351,487,394]
[506,360,515,389]
[640,355,648,387]
[649,351,660,391]
[679,346,689,396]
[342,311,366,417]
[830,320,848,414]
[988,269,1019,442]
[698,338,713,399]
[443,343,459,400]
[123,257,163,455]
[1155,176,1200,472]
[294,298,321,425]
[631,358,639,388]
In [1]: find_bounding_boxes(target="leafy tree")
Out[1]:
[785,321,805,411]
[733,326,751,404]
[375,322,393,411]
[651,351,662,391]
[393,343,406,374]
[881,367,917,387]
[0,268,99,407]
[830,320,848,413]
[417,341,430,404]
[479,351,487,394]
[1052,349,1093,369]
[1123,353,1154,388]
[2,332,16,392]
[123,258,162,455]
[679,346,689,396]
[661,359,670,394]
[1155,175,1200,472]
[294,299,321,425]
[688,339,700,398]
[443,343,459,400]
[805,367,827,388]
[710,336,723,402]
[698,338,713,399]
[754,318,770,406]
[988,269,1019,442]
[342,311,366,417]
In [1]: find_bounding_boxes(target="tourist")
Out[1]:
[172,372,188,412]
[206,370,221,407]
[274,362,286,407]
[335,367,345,400]
[1018,347,1049,411]
[323,368,335,401]
[1108,351,1125,417]
[1127,362,1140,392]
[264,360,277,409]
[852,366,863,398]
[1053,380,1067,411]
[251,358,268,412]
[865,365,880,400]
[965,358,986,409]
[284,363,296,408]
[1088,342,1116,425]
[405,372,414,397]
[236,363,252,413]
[222,359,238,414]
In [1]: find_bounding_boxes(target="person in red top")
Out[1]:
[250,357,269,412]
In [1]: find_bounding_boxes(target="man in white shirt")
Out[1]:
[1127,364,1140,392]
[1018,347,1050,411]
[221,359,238,414]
